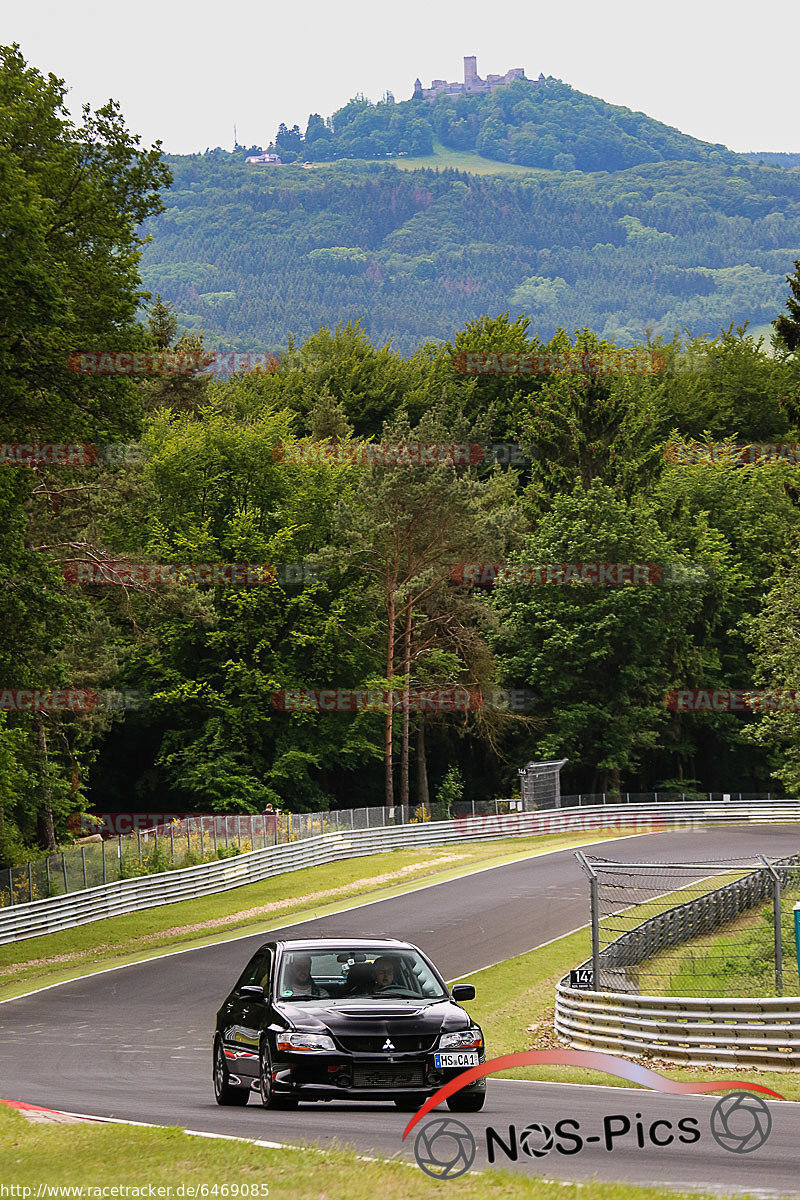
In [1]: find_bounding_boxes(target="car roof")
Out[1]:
[275,938,410,949]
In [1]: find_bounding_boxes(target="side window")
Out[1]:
[236,947,270,991]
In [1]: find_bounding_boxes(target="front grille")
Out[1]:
[352,1065,424,1088]
[337,1035,435,1054]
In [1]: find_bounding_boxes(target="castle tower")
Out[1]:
[464,55,478,85]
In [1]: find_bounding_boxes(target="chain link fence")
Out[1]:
[0,804,434,907]
[1,789,794,908]
[577,852,800,998]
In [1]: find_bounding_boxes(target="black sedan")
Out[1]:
[213,937,486,1111]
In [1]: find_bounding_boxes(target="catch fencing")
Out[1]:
[0,797,799,945]
[575,852,800,997]
[556,852,800,1068]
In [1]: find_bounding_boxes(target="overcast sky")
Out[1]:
[5,0,798,156]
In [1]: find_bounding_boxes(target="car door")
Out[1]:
[220,947,272,1072]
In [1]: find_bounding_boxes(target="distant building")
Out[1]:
[413,56,544,101]
[245,152,283,165]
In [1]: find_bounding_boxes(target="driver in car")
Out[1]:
[373,956,397,991]
[285,953,328,997]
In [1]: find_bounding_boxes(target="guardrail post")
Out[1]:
[761,857,783,995]
[576,851,601,990]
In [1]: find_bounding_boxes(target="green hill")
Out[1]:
[140,146,800,353]
[263,77,742,173]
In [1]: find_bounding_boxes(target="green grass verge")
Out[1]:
[0,830,628,1001]
[390,140,553,176]
[453,927,800,1101]
[0,1102,740,1198]
[636,887,800,998]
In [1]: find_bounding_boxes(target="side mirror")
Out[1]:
[239,984,265,1000]
[451,984,475,1002]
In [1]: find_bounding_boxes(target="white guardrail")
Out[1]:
[554,985,800,1070]
[1,798,799,946]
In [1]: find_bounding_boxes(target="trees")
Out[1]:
[0,43,169,856]
[774,259,800,352]
[333,407,518,806]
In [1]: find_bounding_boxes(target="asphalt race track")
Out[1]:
[2,825,799,1195]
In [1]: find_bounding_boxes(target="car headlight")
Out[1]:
[276,1031,336,1052]
[439,1027,483,1050]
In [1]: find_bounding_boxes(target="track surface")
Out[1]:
[2,825,799,1194]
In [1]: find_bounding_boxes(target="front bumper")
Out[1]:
[269,1050,487,1100]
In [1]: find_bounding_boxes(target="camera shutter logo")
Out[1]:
[520,1122,555,1157]
[413,1117,476,1179]
[710,1092,773,1153]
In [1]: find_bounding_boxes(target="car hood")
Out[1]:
[276,998,470,1035]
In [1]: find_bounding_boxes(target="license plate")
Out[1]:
[434,1051,479,1068]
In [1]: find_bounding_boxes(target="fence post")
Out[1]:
[576,851,601,991]
[45,855,51,896]
[494,799,499,816]
[350,808,354,830]
[27,861,33,903]
[137,830,142,864]
[7,867,14,905]
[761,857,783,995]
[471,798,475,817]
[62,853,69,893]
[334,809,340,832]
[81,846,87,889]
[102,838,106,884]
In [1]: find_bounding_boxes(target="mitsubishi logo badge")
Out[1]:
[383,1039,395,1051]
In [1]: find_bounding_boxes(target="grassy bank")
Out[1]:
[0,1102,736,1198]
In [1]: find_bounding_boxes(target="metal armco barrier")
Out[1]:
[554,984,800,1070]
[1,798,799,945]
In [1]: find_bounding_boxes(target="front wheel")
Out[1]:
[213,1039,249,1106]
[446,1092,485,1113]
[259,1041,298,1109]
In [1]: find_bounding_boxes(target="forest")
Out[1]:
[4,43,800,866]
[140,153,800,354]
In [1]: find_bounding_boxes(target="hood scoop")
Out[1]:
[335,1004,424,1019]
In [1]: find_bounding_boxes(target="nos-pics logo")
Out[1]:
[412,1093,773,1180]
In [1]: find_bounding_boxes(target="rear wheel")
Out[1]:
[213,1039,249,1106]
[393,1094,428,1112]
[446,1092,485,1113]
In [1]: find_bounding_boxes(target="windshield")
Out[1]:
[276,948,448,1002]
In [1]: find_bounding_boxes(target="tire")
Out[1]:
[213,1039,249,1106]
[258,1040,298,1110]
[393,1094,428,1112]
[446,1092,485,1113]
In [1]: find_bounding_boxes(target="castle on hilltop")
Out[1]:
[413,56,544,101]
